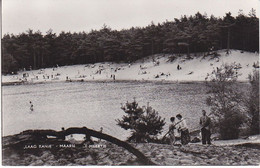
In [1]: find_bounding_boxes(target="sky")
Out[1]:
[2,0,259,35]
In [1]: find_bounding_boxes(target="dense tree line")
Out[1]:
[2,10,259,74]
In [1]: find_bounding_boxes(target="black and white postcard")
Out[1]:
[1,0,259,166]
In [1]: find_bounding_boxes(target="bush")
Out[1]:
[247,69,259,135]
[219,110,244,140]
[206,63,245,140]
[116,99,165,142]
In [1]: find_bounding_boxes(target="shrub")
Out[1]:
[247,69,259,135]
[206,63,245,140]
[116,99,165,142]
[219,109,244,139]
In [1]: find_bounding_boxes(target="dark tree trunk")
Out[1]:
[15,127,156,165]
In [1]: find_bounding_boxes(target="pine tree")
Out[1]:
[116,99,165,142]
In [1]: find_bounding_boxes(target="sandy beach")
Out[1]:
[2,50,259,85]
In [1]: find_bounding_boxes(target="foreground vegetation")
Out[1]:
[206,64,259,139]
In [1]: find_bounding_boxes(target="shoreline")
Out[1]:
[1,78,250,86]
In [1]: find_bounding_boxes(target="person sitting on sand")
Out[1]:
[176,114,190,145]
[177,64,180,70]
[169,117,176,146]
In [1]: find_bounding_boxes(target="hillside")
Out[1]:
[2,50,259,85]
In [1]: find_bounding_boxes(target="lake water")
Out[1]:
[2,81,212,140]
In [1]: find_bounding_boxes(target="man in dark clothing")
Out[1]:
[200,110,211,145]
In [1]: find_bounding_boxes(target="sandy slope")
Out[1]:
[2,129,259,166]
[2,50,259,84]
[3,138,260,166]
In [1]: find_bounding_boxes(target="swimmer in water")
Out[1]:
[29,101,34,112]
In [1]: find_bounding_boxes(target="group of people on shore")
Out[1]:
[168,110,211,146]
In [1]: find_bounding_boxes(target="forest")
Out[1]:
[2,10,259,74]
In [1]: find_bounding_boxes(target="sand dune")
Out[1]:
[2,50,259,85]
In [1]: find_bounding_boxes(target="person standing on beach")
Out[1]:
[177,64,180,70]
[200,110,211,145]
[176,114,190,145]
[169,117,176,146]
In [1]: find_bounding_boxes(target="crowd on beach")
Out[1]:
[3,50,259,85]
[8,62,163,84]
